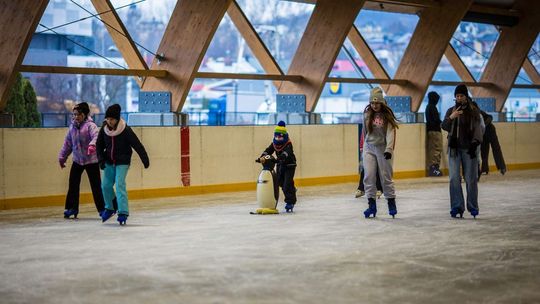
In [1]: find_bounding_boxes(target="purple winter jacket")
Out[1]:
[59,117,99,165]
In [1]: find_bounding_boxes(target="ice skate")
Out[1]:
[387,198,397,218]
[101,209,116,223]
[63,209,78,219]
[355,189,365,198]
[285,203,294,213]
[117,214,128,225]
[363,198,377,218]
[450,208,463,218]
[428,164,443,177]
[470,209,479,219]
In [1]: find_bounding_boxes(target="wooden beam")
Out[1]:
[472,0,540,111]
[196,72,301,82]
[347,25,391,91]
[19,65,167,77]
[444,44,476,83]
[512,84,540,89]
[90,0,148,86]
[326,77,407,85]
[386,0,473,112]
[227,0,284,88]
[141,0,232,112]
[468,4,520,18]
[0,0,49,111]
[279,0,366,112]
[430,81,492,87]
[522,57,540,93]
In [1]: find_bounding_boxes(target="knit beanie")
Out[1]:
[369,87,386,104]
[428,91,440,104]
[105,104,121,120]
[454,84,469,97]
[74,102,90,116]
[273,121,289,145]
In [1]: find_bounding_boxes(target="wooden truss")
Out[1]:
[0,0,539,112]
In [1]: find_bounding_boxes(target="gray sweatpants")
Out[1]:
[363,143,396,199]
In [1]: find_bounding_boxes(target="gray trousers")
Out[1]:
[363,143,395,199]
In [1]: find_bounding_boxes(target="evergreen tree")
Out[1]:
[4,73,26,127]
[22,78,41,127]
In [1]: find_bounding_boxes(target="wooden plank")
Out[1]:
[196,72,301,82]
[90,0,148,86]
[227,0,283,88]
[0,0,49,111]
[444,44,476,82]
[512,84,540,89]
[326,77,407,85]
[472,0,540,111]
[279,0,366,112]
[522,58,540,93]
[386,0,473,112]
[19,65,167,77]
[347,25,391,91]
[141,0,232,112]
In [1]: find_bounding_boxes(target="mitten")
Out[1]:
[467,143,479,159]
[87,145,96,155]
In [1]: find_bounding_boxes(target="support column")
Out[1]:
[0,0,49,110]
[348,25,391,92]
[142,0,232,112]
[472,0,540,111]
[90,0,148,86]
[278,0,365,112]
[387,0,473,112]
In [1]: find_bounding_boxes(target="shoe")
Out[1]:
[450,208,463,218]
[285,203,294,213]
[63,209,78,219]
[117,214,128,225]
[355,189,365,198]
[363,198,377,218]
[101,209,116,223]
[428,165,443,177]
[376,190,383,199]
[387,198,397,218]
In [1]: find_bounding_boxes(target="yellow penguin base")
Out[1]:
[255,208,279,214]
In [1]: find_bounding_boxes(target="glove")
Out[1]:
[257,157,266,164]
[87,145,96,155]
[384,152,392,160]
[467,143,479,159]
[99,161,106,170]
[59,158,66,169]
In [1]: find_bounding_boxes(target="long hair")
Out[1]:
[363,103,399,134]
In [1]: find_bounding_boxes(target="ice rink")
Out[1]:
[1,170,540,304]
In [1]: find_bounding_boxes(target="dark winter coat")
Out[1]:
[96,119,149,167]
[425,100,442,132]
[441,102,483,150]
[262,142,296,168]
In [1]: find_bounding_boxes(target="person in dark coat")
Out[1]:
[259,121,297,212]
[477,106,506,177]
[425,91,443,176]
[96,104,149,225]
[441,84,483,218]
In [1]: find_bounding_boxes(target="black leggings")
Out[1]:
[65,162,105,212]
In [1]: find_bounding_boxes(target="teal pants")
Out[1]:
[102,164,130,215]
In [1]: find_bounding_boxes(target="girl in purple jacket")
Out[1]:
[58,102,105,218]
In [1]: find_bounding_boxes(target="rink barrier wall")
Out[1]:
[1,122,539,210]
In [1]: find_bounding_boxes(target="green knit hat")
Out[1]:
[274,120,287,135]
